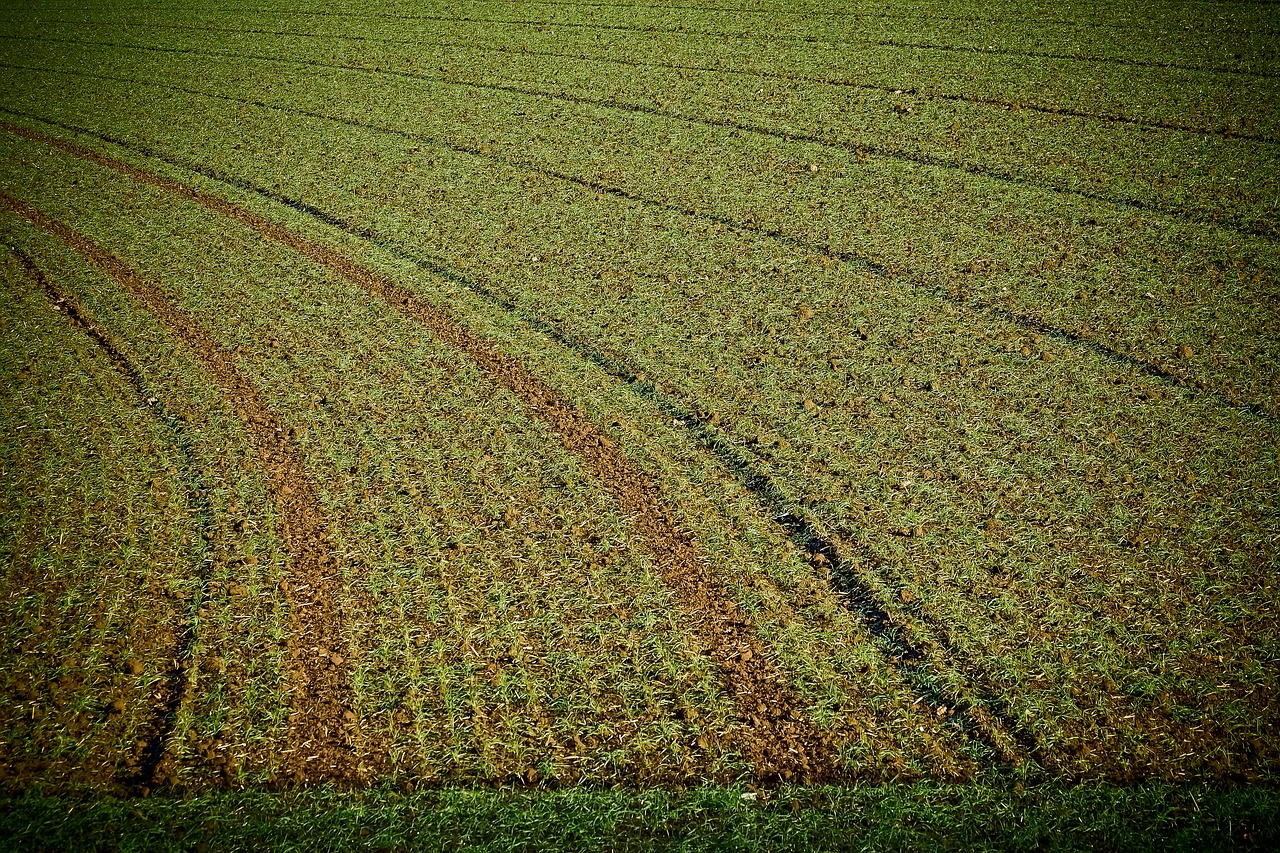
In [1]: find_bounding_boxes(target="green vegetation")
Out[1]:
[1,0,1276,845]
[3,781,1279,851]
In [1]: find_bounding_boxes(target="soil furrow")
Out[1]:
[125,6,1280,77]
[0,192,366,786]
[5,38,1276,239]
[0,125,837,782]
[5,92,1271,423]
[40,19,1276,144]
[6,246,215,791]
[0,117,1030,766]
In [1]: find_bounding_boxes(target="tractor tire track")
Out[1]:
[0,191,368,786]
[29,19,1276,144]
[108,5,1280,78]
[0,124,838,783]
[0,117,1036,769]
[4,74,1273,421]
[6,246,215,792]
[5,36,1277,240]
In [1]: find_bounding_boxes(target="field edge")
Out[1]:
[1,780,1278,852]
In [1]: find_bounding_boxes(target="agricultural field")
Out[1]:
[0,0,1277,847]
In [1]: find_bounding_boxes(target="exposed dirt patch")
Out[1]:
[0,124,837,781]
[0,192,370,785]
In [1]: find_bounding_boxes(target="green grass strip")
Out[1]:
[2,781,1277,851]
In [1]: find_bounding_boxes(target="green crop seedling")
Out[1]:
[1,1,1276,849]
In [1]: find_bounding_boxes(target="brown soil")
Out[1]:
[0,190,369,785]
[0,122,837,782]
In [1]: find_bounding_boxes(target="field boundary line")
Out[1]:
[26,20,1277,145]
[5,245,215,792]
[0,114,1035,768]
[91,5,1280,79]
[0,122,841,783]
[0,191,370,786]
[5,36,1276,239]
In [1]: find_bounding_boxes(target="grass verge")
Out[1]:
[1,781,1277,852]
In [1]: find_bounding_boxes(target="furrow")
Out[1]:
[116,0,1273,33]
[411,0,1280,33]
[7,246,215,792]
[6,36,1277,239]
[0,122,840,783]
[0,192,367,786]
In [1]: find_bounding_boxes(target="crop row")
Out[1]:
[10,7,1277,138]
[2,1,1277,788]
[89,0,1280,74]
[5,87,1274,778]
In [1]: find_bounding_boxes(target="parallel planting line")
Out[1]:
[117,5,1280,78]
[0,122,838,783]
[0,115,1032,766]
[5,62,1273,420]
[6,35,1275,241]
[7,246,214,792]
[417,0,1280,33]
[0,191,367,786]
[72,19,1277,145]
[76,0,1280,32]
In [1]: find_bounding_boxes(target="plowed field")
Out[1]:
[2,0,1277,848]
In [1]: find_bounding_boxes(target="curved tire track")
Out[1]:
[0,191,367,785]
[3,74,1271,420]
[0,115,1036,768]
[7,246,215,791]
[10,111,1270,771]
[0,124,839,783]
